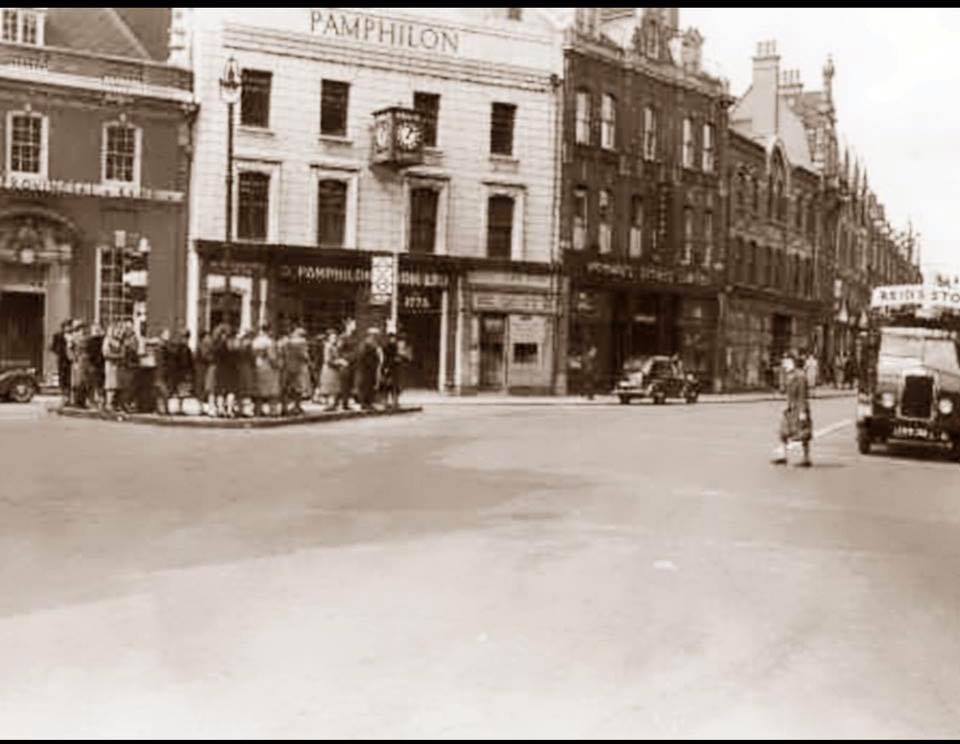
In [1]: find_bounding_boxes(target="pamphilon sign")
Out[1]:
[278,262,448,288]
[0,174,184,203]
[871,284,960,311]
[310,9,461,55]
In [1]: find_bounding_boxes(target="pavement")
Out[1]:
[2,394,959,738]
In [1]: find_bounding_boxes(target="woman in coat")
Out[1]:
[211,324,234,417]
[319,329,342,410]
[195,330,214,416]
[252,324,281,417]
[335,324,357,412]
[281,327,311,416]
[101,324,123,412]
[773,351,813,467]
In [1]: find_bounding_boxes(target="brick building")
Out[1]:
[0,7,195,381]
[182,7,566,394]
[556,8,733,393]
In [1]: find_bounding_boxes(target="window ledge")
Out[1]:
[489,154,519,164]
[238,125,275,137]
[319,134,353,145]
[8,171,45,180]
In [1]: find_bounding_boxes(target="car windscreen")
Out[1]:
[623,358,647,373]
[649,361,673,377]
[878,331,960,372]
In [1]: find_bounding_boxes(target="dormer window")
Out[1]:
[1,8,43,46]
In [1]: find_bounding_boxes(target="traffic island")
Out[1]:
[54,405,422,429]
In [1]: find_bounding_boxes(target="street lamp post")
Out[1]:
[219,56,242,318]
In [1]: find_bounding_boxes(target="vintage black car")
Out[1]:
[0,359,39,403]
[613,355,700,405]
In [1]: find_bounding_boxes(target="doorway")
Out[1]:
[0,290,45,373]
[400,312,441,390]
[479,313,507,390]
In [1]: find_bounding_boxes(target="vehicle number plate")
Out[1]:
[893,425,933,440]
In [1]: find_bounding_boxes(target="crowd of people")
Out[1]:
[51,317,412,418]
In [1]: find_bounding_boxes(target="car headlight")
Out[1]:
[938,397,954,415]
[880,392,896,408]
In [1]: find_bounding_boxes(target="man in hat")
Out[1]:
[773,351,813,467]
[355,327,382,411]
[50,319,73,404]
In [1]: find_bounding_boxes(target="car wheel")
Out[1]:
[653,392,666,405]
[618,395,631,405]
[9,379,36,404]
[857,428,872,455]
[685,393,698,404]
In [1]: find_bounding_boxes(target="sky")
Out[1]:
[683,7,959,277]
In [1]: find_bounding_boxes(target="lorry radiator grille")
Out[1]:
[901,375,934,419]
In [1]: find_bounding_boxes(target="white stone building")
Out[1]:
[178,7,565,393]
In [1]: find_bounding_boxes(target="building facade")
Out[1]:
[558,8,733,393]
[183,7,566,394]
[0,7,194,380]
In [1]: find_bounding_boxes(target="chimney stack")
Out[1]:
[751,40,781,137]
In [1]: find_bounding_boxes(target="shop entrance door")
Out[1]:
[479,314,506,390]
[209,289,242,331]
[0,290,45,373]
[401,313,440,389]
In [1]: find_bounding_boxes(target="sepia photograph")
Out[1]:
[1,5,958,738]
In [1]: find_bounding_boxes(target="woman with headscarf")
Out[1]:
[252,323,280,417]
[281,326,310,416]
[772,351,813,467]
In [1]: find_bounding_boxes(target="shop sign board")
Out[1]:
[579,260,712,288]
[370,255,395,305]
[871,284,960,311]
[510,314,545,343]
[0,174,184,203]
[277,261,449,288]
[310,9,461,55]
[473,291,551,314]
[468,270,553,290]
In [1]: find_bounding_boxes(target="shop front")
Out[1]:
[565,257,721,393]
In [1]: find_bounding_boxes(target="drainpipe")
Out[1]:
[549,70,564,396]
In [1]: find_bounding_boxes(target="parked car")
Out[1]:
[614,355,700,405]
[0,360,39,403]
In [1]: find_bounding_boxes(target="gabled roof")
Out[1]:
[44,7,151,60]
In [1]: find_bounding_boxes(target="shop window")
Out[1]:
[643,106,657,161]
[702,123,715,173]
[237,171,270,241]
[682,207,694,264]
[486,195,514,259]
[103,123,139,184]
[513,343,539,365]
[572,187,588,251]
[490,102,516,157]
[413,91,439,148]
[575,89,591,145]
[240,69,272,128]
[209,289,242,332]
[703,210,714,267]
[97,240,148,329]
[8,112,45,176]
[598,189,613,255]
[600,93,616,150]
[320,79,350,137]
[317,179,347,247]
[629,196,643,259]
[682,117,695,169]
[409,187,439,255]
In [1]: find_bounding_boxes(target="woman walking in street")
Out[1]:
[318,328,341,410]
[772,351,813,467]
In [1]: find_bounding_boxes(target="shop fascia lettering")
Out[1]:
[310,10,460,54]
[585,261,711,287]
[872,284,960,311]
[279,263,448,288]
[0,174,183,203]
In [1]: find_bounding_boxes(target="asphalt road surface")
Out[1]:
[2,396,959,738]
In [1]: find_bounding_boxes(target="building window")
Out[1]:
[507,8,523,21]
[413,91,440,148]
[409,187,439,255]
[703,211,714,267]
[487,195,514,259]
[575,89,591,145]
[317,179,347,247]
[702,123,714,173]
[240,69,272,128]
[320,79,350,137]
[8,112,44,176]
[776,182,786,222]
[572,187,588,251]
[103,124,139,184]
[682,207,694,264]
[765,246,774,286]
[2,9,39,45]
[601,94,616,150]
[237,171,270,241]
[490,102,516,156]
[795,195,803,230]
[682,118,695,169]
[643,106,657,161]
[629,195,643,258]
[751,178,759,213]
[598,189,613,255]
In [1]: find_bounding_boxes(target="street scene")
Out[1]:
[2,5,960,740]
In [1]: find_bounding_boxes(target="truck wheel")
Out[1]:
[857,429,871,455]
[9,379,35,404]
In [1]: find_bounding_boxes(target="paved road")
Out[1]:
[2,397,959,738]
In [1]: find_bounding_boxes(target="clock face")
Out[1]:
[375,121,391,149]
[397,122,421,151]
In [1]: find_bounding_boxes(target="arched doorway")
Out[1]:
[0,211,76,378]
